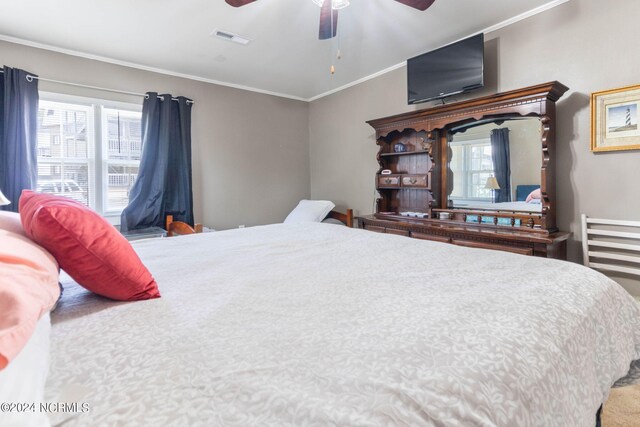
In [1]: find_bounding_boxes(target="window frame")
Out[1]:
[101,106,144,216]
[38,92,143,224]
[450,137,494,202]
[36,99,95,208]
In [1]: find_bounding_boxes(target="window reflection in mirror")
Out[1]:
[448,118,542,213]
[450,139,493,200]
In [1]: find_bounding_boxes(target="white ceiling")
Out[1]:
[0,0,566,101]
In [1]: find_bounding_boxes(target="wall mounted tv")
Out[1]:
[407,33,484,105]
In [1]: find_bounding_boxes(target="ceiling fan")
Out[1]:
[225,0,436,40]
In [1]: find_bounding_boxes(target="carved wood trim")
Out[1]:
[367,81,568,138]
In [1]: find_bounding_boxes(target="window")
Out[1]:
[36,97,142,218]
[36,102,92,207]
[103,109,142,212]
[450,139,494,201]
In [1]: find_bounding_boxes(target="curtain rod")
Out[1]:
[0,68,194,104]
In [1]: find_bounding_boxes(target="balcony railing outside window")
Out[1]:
[35,99,142,218]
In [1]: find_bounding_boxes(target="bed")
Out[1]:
[43,221,640,426]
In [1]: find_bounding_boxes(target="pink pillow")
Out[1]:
[19,191,160,301]
[526,188,541,203]
[0,211,25,236]
[0,230,60,370]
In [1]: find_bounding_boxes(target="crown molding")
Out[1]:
[0,34,307,102]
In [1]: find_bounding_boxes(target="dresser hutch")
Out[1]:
[358,82,570,259]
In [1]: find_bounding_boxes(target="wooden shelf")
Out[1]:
[368,214,566,238]
[373,213,544,233]
[377,186,431,190]
[380,151,430,157]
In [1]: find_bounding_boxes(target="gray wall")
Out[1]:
[0,39,310,230]
[309,0,640,295]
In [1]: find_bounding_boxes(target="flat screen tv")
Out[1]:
[407,33,484,105]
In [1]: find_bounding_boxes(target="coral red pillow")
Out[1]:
[19,191,160,301]
[525,188,541,203]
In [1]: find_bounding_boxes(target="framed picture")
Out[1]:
[591,84,640,152]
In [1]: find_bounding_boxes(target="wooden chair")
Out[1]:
[581,214,640,277]
[325,209,354,227]
[166,215,203,237]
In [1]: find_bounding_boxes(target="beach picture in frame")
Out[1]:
[591,84,640,152]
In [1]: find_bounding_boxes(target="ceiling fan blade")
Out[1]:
[225,0,258,7]
[318,1,339,40]
[393,0,435,11]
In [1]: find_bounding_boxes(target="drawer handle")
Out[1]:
[384,178,392,184]
[408,178,417,184]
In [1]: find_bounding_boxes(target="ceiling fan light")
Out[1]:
[311,0,350,10]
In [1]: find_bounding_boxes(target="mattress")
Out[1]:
[46,223,640,426]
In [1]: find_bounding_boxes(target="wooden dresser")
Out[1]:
[358,82,570,260]
[358,215,569,258]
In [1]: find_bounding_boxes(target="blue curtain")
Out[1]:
[490,128,511,203]
[0,66,39,212]
[120,93,193,231]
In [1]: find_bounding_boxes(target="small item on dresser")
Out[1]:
[381,169,392,175]
[438,212,451,220]
[400,212,428,218]
[393,142,407,153]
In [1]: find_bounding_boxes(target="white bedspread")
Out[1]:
[46,223,640,426]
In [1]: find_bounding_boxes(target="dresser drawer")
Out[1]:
[411,232,451,243]
[377,174,401,188]
[365,225,387,234]
[451,239,534,256]
[386,228,410,237]
[401,174,429,188]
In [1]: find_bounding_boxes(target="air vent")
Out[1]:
[211,29,251,45]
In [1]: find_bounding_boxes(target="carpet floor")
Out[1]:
[603,383,640,427]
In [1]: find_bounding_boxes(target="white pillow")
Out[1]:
[0,211,25,236]
[0,312,51,427]
[284,200,335,224]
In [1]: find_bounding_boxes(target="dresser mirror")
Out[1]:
[447,117,542,214]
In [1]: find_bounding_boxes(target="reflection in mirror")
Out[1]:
[448,118,542,213]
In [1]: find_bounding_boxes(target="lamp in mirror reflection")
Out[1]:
[485,176,500,203]
[0,189,10,206]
